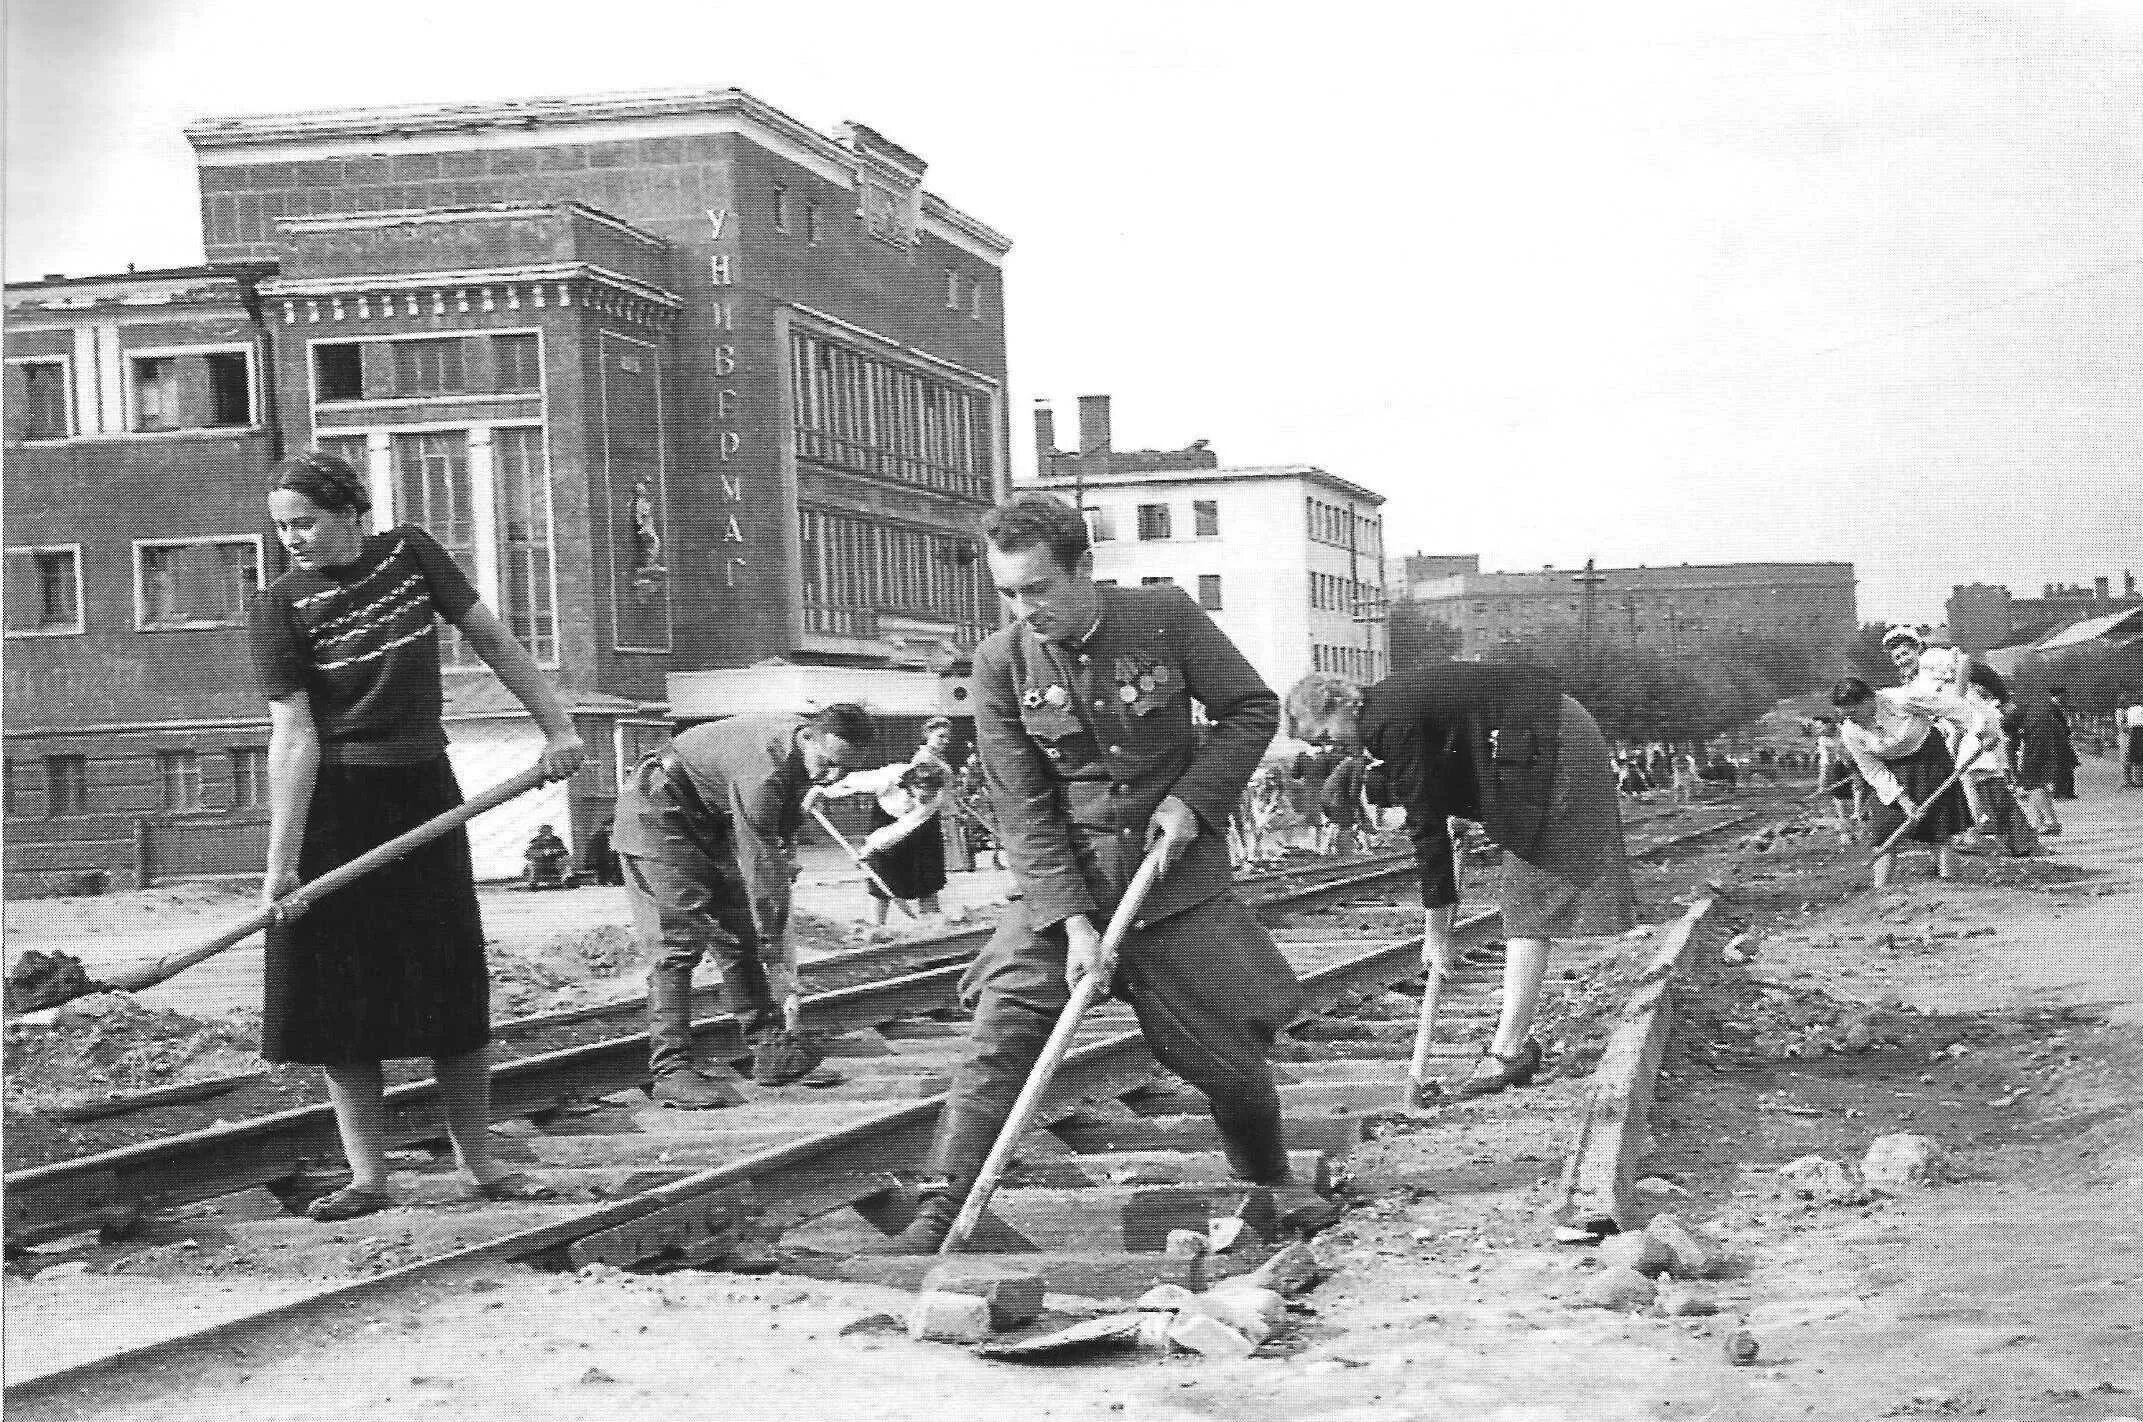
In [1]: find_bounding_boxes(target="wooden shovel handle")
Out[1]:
[100,763,553,995]
[938,845,1169,1254]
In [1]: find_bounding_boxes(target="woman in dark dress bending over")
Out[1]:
[252,452,587,1221]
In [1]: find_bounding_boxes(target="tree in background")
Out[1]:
[1387,603,1463,669]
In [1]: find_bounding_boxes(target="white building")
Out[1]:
[1029,429,1387,697]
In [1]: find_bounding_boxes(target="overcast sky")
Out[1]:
[7,0,2139,625]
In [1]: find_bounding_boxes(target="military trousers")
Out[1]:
[926,889,1305,1187]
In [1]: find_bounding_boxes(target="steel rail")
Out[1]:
[3,809,1748,1245]
[2,852,1422,1243]
[3,903,1504,1407]
[7,806,1756,1403]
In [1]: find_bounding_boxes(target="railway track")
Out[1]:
[6,804,1755,1401]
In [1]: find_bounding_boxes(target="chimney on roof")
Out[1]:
[1032,401,1057,465]
[2095,575,2111,601]
[2127,569,2136,597]
[1077,394,1112,457]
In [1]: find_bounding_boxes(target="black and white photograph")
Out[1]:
[4,3,2140,1417]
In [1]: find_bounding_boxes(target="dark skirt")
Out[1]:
[1868,733,1971,847]
[864,801,947,902]
[1968,772,2040,857]
[263,757,490,1064]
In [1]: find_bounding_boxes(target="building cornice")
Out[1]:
[1033,464,1387,507]
[185,86,1012,264]
[258,262,680,330]
[281,201,669,251]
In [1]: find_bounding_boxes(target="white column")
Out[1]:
[94,324,126,434]
[466,425,500,608]
[365,432,394,525]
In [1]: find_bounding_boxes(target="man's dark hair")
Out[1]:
[978,492,1089,573]
[1830,676,1874,708]
[806,702,877,747]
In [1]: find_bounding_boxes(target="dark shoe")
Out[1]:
[864,1191,961,1254]
[1267,1179,1345,1236]
[1459,1038,1542,1097]
[651,1066,748,1109]
[306,1184,394,1222]
[460,1171,559,1203]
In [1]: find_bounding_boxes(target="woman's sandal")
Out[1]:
[460,1171,559,1204]
[305,1184,395,1222]
[1458,1038,1543,1098]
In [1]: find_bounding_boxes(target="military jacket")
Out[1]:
[972,584,1279,932]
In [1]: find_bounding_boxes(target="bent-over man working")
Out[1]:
[1286,665,1635,1098]
[612,705,874,1108]
[876,493,1328,1252]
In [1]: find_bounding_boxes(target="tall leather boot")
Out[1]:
[869,1004,1054,1253]
[647,967,746,1109]
[1212,1090,1343,1235]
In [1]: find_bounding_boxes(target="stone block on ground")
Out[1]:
[919,1263,1046,1330]
[1597,1230,1675,1277]
[1190,1286,1288,1343]
[1234,1241,1326,1297]
[1643,1214,1716,1278]
[908,1290,992,1343]
[1137,1283,1197,1312]
[1167,1310,1258,1357]
[1861,1133,1946,1190]
[1581,1266,1658,1311]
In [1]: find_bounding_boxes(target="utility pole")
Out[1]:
[1573,558,1607,665]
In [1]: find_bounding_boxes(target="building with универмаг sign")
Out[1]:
[2,86,1011,895]
[1027,395,1388,699]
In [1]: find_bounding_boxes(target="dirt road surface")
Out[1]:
[7,765,2139,1421]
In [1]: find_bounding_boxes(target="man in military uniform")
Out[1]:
[877,492,1320,1253]
[612,704,875,1108]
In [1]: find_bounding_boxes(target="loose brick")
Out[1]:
[907,1290,991,1343]
[918,1264,1045,1330]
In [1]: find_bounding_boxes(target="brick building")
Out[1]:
[1393,559,1858,663]
[1947,573,2140,654]
[4,86,1011,893]
[1029,396,1387,695]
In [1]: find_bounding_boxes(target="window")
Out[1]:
[787,330,993,500]
[206,353,252,425]
[945,270,961,310]
[969,282,984,321]
[796,506,996,649]
[493,334,540,393]
[132,357,179,431]
[1198,574,1223,610]
[1136,504,1172,541]
[806,202,823,246]
[1194,500,1219,537]
[45,756,87,817]
[392,339,466,397]
[493,426,557,665]
[394,431,479,664]
[157,751,203,812]
[1082,507,1116,543]
[5,546,83,635]
[136,538,261,630]
[230,748,267,809]
[8,360,71,440]
[314,343,364,402]
[317,434,370,479]
[773,184,790,233]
